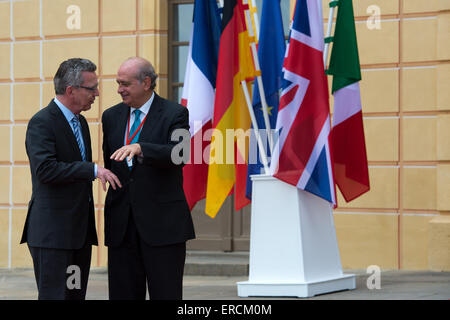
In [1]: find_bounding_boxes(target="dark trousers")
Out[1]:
[107,214,186,300]
[28,243,92,300]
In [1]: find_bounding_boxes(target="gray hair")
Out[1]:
[126,57,158,90]
[53,58,97,95]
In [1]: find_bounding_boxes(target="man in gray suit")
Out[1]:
[21,58,121,300]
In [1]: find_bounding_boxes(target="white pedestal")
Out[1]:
[237,175,355,298]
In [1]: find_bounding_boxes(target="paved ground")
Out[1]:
[0,268,449,300]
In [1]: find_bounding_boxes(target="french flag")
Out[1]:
[182,0,221,210]
[270,0,336,205]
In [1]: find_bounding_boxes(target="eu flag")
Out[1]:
[246,0,286,199]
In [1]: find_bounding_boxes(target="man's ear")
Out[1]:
[66,86,75,96]
[144,76,152,91]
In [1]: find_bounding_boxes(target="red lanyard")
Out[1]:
[126,110,148,145]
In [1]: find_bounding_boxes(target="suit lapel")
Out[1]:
[139,94,163,142]
[116,104,130,147]
[111,104,132,172]
[49,101,81,160]
[127,94,162,174]
[109,96,163,174]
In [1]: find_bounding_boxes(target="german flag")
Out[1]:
[205,0,257,218]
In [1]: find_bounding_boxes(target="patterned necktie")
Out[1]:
[127,109,142,170]
[71,116,86,161]
[129,109,142,144]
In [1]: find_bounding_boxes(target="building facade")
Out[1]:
[0,0,448,271]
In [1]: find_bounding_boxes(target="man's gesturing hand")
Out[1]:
[97,166,122,191]
[110,143,143,162]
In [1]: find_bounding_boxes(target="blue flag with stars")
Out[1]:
[246,0,286,200]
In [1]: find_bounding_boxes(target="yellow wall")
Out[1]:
[0,0,448,271]
[291,0,450,271]
[322,0,450,270]
[0,0,168,268]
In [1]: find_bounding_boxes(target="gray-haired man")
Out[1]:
[21,58,121,300]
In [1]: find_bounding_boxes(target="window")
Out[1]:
[168,0,290,103]
[168,0,194,103]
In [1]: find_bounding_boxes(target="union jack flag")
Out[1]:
[270,0,336,205]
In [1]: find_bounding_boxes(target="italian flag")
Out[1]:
[328,0,370,202]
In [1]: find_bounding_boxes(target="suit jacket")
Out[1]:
[21,100,98,250]
[102,93,195,247]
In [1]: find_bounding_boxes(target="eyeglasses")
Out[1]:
[77,84,99,91]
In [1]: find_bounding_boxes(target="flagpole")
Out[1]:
[241,80,270,175]
[247,0,260,40]
[323,1,337,68]
[244,0,274,155]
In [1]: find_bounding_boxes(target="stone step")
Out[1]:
[184,251,249,276]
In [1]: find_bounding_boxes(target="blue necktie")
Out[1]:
[129,109,142,144]
[71,116,86,161]
[127,110,142,170]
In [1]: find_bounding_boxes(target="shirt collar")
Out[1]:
[130,92,155,116]
[54,97,77,122]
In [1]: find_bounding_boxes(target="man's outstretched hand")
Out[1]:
[97,166,122,191]
[110,143,143,162]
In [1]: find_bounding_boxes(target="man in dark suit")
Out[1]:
[102,57,195,300]
[21,58,121,300]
